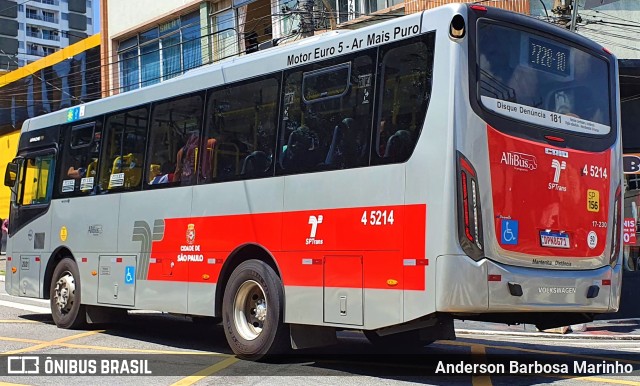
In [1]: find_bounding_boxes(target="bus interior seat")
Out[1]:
[325,121,345,167]
[284,126,320,170]
[214,142,240,179]
[108,153,142,189]
[384,130,412,161]
[80,158,98,192]
[241,151,270,176]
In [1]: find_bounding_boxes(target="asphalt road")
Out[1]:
[0,285,639,386]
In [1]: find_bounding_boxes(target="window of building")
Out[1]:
[62,13,68,20]
[140,41,160,87]
[117,11,202,92]
[87,17,92,25]
[87,0,92,8]
[26,8,38,20]
[146,93,204,187]
[212,9,237,61]
[42,11,55,23]
[18,4,24,11]
[99,107,149,192]
[279,0,300,37]
[202,76,279,182]
[42,46,56,55]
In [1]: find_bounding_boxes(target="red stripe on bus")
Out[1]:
[146,204,427,290]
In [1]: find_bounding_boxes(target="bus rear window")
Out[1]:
[477,22,611,136]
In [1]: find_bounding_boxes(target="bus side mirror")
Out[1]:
[4,162,18,188]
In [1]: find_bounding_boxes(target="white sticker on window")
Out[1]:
[80,177,94,191]
[109,173,125,188]
[62,179,75,193]
[481,96,610,135]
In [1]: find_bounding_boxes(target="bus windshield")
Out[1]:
[477,21,611,136]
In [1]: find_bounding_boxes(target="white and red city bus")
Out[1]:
[4,3,622,359]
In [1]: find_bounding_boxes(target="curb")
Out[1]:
[456,328,640,340]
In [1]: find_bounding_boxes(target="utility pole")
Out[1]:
[299,0,316,37]
[570,0,580,31]
[552,0,581,31]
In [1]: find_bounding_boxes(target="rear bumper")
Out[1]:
[435,255,621,313]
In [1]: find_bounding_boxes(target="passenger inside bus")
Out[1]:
[174,131,200,185]
[149,161,175,185]
[281,125,322,171]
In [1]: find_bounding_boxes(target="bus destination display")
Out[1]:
[528,38,570,76]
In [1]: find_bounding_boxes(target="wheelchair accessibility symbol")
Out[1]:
[125,266,135,285]
[500,219,519,245]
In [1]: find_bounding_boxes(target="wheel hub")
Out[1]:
[54,272,76,314]
[233,280,267,341]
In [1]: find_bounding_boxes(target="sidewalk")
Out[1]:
[455,318,640,340]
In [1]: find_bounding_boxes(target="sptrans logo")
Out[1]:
[500,152,537,171]
[307,215,324,245]
[549,159,567,192]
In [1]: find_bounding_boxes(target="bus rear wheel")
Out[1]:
[50,258,86,329]
[222,260,289,360]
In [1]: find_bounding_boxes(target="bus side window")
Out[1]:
[374,34,435,164]
[278,52,374,175]
[57,120,102,196]
[147,93,204,188]
[202,77,278,183]
[99,107,149,192]
[19,154,55,206]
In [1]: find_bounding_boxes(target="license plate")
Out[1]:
[540,231,570,249]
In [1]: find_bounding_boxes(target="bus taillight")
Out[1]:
[457,152,484,260]
[610,185,622,266]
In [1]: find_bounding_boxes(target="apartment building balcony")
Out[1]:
[26,30,61,42]
[26,46,57,57]
[26,0,62,12]
[32,0,60,5]
[26,13,60,25]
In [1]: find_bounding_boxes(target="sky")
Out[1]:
[93,0,101,31]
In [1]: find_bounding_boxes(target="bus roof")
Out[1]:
[21,3,611,134]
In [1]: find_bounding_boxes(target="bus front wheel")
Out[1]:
[222,259,289,360]
[50,258,86,329]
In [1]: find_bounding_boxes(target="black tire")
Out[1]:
[50,258,86,329]
[364,330,432,352]
[222,260,289,360]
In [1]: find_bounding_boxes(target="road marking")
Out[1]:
[170,356,240,386]
[0,299,49,314]
[439,340,640,365]
[0,382,30,386]
[0,336,44,345]
[56,342,232,356]
[471,344,493,386]
[4,330,104,355]
[0,334,231,356]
